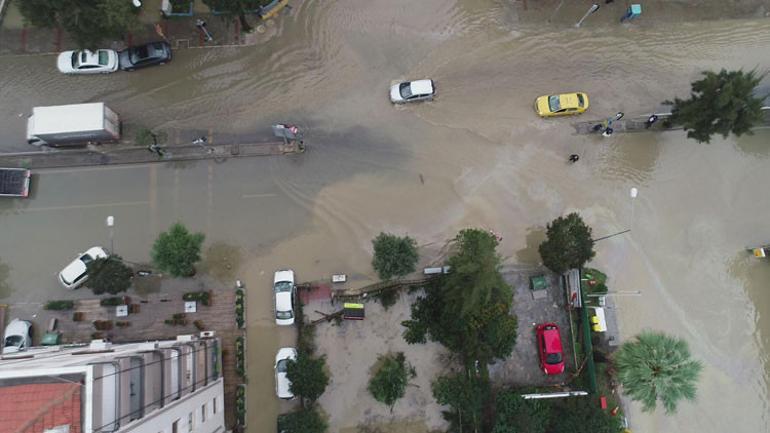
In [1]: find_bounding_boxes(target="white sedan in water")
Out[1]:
[275,347,297,399]
[3,318,32,354]
[58,246,110,289]
[57,49,119,74]
[390,79,435,104]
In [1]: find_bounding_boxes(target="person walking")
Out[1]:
[569,154,580,163]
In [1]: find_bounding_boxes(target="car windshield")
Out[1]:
[274,281,293,293]
[70,52,79,68]
[399,82,413,99]
[276,310,293,320]
[546,352,562,364]
[130,46,150,63]
[276,359,289,373]
[548,95,561,112]
[4,335,22,346]
[98,51,109,66]
[80,254,94,265]
[577,93,585,107]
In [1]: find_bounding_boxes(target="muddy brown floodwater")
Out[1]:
[1,0,769,432]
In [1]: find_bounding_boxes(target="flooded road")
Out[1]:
[1,0,770,432]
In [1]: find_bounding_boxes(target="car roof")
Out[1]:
[410,79,433,95]
[542,326,563,353]
[275,291,293,311]
[60,259,87,284]
[558,93,582,108]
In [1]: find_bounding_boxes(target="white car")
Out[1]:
[274,270,296,326]
[275,347,297,399]
[390,79,435,104]
[57,49,119,74]
[3,319,32,354]
[58,246,110,289]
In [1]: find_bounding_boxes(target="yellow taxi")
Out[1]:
[534,92,589,117]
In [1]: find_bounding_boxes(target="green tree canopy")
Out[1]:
[151,223,205,278]
[201,0,268,32]
[371,232,419,280]
[538,213,595,274]
[432,373,488,433]
[286,352,330,404]
[669,69,765,143]
[401,229,517,367]
[18,0,140,49]
[85,256,133,295]
[614,331,702,414]
[445,228,510,316]
[367,352,414,409]
[277,407,327,433]
[492,391,549,433]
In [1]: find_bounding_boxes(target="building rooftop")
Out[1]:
[0,382,81,433]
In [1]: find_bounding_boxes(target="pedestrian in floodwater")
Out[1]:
[569,154,580,163]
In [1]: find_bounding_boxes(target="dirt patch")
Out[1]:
[309,292,452,433]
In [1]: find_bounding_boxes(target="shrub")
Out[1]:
[45,300,74,310]
[368,352,414,409]
[235,288,245,329]
[236,385,246,426]
[93,320,113,331]
[371,233,419,280]
[194,320,205,331]
[85,256,133,295]
[183,291,211,306]
[235,336,246,378]
[116,321,131,328]
[100,297,125,307]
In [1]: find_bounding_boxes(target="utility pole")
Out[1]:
[575,4,600,28]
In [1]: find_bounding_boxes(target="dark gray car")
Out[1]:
[118,41,172,71]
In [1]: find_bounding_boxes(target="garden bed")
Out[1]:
[235,288,245,329]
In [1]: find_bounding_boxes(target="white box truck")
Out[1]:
[26,103,121,147]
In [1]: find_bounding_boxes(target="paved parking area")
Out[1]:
[489,269,576,388]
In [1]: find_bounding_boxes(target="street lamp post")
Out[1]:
[630,187,638,228]
[106,216,115,254]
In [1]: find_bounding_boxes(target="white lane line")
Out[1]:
[22,201,150,212]
[39,164,153,174]
[241,193,278,199]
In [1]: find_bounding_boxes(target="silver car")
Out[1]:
[390,79,435,104]
[3,318,32,354]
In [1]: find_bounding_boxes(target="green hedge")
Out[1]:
[235,289,245,329]
[235,336,246,378]
[183,291,211,306]
[45,300,75,310]
[100,297,125,306]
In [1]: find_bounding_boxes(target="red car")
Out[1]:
[536,323,565,375]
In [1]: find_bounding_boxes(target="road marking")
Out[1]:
[241,193,277,199]
[40,164,153,175]
[23,201,150,212]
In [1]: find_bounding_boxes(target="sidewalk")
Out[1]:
[0,126,304,169]
[0,0,291,55]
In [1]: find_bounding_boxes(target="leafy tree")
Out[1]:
[371,233,419,280]
[201,0,268,32]
[368,352,414,409]
[668,69,765,143]
[85,256,133,295]
[444,228,510,316]
[492,391,549,433]
[538,213,595,274]
[286,352,330,405]
[277,407,327,433]
[548,396,623,433]
[614,331,702,414]
[18,0,140,49]
[432,372,489,433]
[151,223,205,277]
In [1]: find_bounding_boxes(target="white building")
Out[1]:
[0,336,224,433]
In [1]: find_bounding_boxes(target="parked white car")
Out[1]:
[58,246,109,289]
[57,49,119,74]
[274,269,296,326]
[3,318,32,354]
[389,79,435,104]
[275,347,297,399]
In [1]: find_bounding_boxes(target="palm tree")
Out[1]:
[614,331,703,414]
